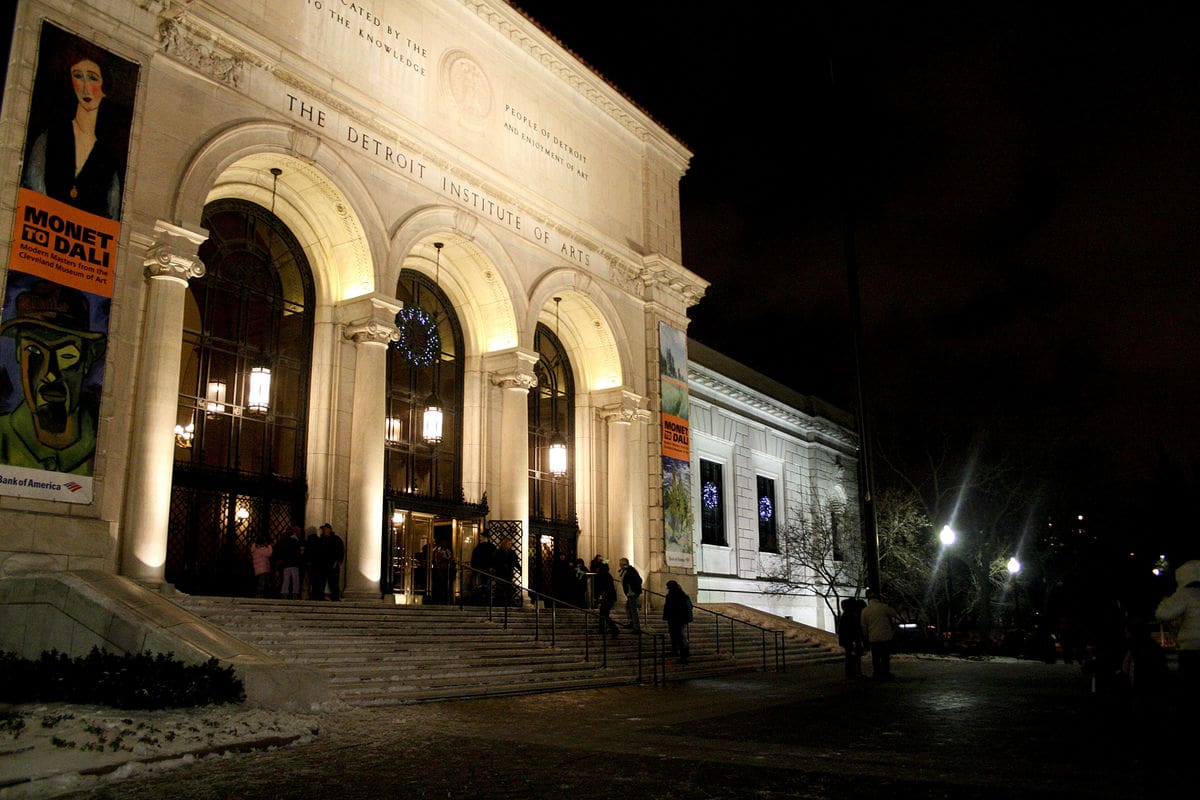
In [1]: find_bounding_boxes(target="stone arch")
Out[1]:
[529,271,629,393]
[388,206,523,358]
[174,121,386,307]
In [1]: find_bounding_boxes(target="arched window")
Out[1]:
[167,199,314,595]
[527,321,576,596]
[384,269,463,502]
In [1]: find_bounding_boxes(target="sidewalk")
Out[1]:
[6,654,1193,799]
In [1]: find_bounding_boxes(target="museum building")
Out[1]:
[0,0,858,635]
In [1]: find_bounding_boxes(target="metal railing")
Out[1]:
[451,564,669,684]
[642,587,788,674]
[437,566,789,682]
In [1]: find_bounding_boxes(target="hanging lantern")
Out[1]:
[422,393,443,444]
[247,367,271,413]
[385,416,402,445]
[548,432,568,478]
[205,380,227,415]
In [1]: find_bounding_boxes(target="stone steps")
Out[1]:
[172,596,839,706]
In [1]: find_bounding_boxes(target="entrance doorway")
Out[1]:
[383,504,482,604]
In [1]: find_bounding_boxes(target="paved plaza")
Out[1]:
[52,655,1190,800]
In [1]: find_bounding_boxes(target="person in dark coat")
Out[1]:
[317,523,344,601]
[618,558,643,632]
[430,537,454,605]
[662,580,693,663]
[469,532,497,603]
[571,558,589,608]
[551,551,575,607]
[593,563,620,638]
[275,526,303,600]
[303,528,322,600]
[838,596,866,678]
[493,538,519,606]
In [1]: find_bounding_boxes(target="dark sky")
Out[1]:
[512,3,1200,507]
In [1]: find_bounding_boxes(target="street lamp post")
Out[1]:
[1007,557,1022,631]
[939,526,957,644]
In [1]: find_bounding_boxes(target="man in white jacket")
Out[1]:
[1156,559,1200,693]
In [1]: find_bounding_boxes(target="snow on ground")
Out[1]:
[0,702,323,799]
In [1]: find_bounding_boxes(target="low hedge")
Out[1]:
[0,648,245,709]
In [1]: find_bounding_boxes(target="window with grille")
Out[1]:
[757,475,778,553]
[700,459,726,546]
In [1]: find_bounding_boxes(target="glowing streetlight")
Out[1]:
[1006,557,1021,575]
[939,525,957,547]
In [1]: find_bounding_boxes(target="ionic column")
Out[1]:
[340,296,400,598]
[120,221,207,586]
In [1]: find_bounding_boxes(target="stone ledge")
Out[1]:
[0,571,332,711]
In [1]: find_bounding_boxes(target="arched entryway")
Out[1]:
[382,258,487,603]
[165,198,315,596]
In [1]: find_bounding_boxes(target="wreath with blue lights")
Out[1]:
[758,495,774,523]
[395,306,440,367]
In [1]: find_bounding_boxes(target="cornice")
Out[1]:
[688,363,858,453]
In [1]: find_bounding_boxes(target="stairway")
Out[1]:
[172,596,840,706]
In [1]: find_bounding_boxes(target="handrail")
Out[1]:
[642,586,787,673]
[450,563,666,680]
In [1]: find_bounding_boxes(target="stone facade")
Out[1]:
[0,0,856,634]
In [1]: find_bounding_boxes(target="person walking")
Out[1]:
[662,580,693,664]
[1156,559,1200,695]
[618,557,643,633]
[317,523,344,601]
[839,596,866,678]
[593,562,620,638]
[860,590,900,680]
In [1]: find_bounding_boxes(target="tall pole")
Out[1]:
[831,57,881,594]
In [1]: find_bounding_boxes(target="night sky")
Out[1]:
[513,2,1200,536]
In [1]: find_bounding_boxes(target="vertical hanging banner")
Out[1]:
[1,23,138,503]
[658,322,693,569]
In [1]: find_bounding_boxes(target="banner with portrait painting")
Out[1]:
[2,23,137,503]
[658,322,692,569]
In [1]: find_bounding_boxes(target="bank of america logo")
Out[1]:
[65,482,83,493]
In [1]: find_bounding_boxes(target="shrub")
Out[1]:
[0,648,245,709]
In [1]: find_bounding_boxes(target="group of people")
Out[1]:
[250,523,344,601]
[464,531,520,605]
[838,590,901,680]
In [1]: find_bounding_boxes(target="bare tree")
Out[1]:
[875,484,934,623]
[764,486,864,621]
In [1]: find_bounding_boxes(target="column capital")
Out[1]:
[339,294,402,347]
[485,347,540,391]
[130,220,208,284]
[597,388,650,424]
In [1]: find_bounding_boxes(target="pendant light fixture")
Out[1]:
[421,242,445,444]
[247,167,282,416]
[547,296,568,478]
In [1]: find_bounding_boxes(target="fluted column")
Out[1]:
[340,296,400,598]
[120,220,207,586]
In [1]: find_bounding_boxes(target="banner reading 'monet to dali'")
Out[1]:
[1,23,138,503]
[658,322,693,569]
